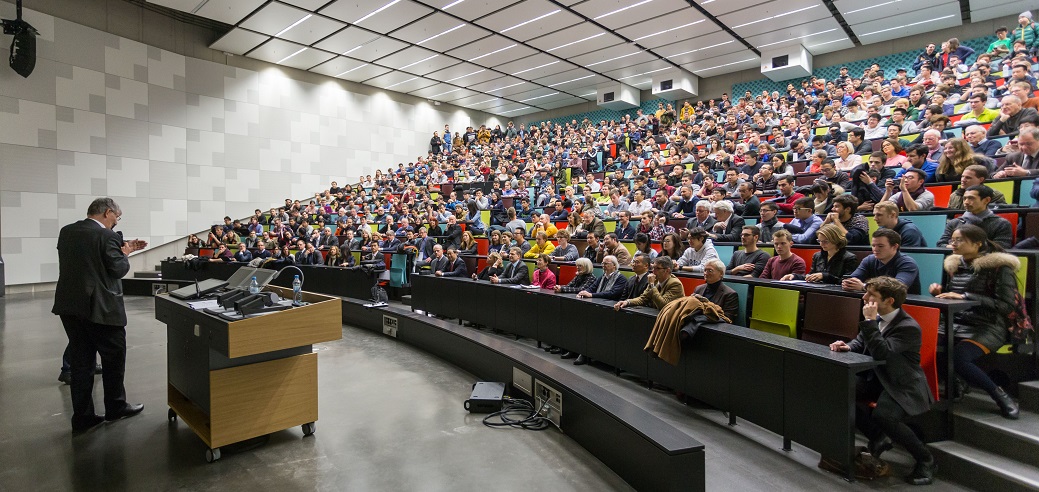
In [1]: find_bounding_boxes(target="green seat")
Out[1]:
[988,181,1014,206]
[749,286,799,338]
[604,220,616,232]
[867,216,879,238]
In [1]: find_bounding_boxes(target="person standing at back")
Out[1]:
[53,198,147,432]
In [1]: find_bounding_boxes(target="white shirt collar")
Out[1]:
[878,308,900,331]
[88,218,106,229]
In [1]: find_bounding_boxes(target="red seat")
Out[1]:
[902,304,941,401]
[790,247,816,271]
[677,276,704,296]
[929,184,953,208]
[557,264,576,286]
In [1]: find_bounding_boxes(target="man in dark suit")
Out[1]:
[993,127,1039,179]
[437,248,468,277]
[694,260,739,321]
[443,215,463,250]
[577,255,626,301]
[686,201,717,231]
[625,253,651,299]
[424,244,448,275]
[53,198,146,432]
[295,242,322,265]
[830,276,935,485]
[490,248,529,285]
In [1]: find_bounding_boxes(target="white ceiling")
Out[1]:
[151,0,1007,117]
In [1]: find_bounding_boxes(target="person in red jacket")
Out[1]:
[531,254,557,289]
[772,176,804,214]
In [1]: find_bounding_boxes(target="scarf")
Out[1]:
[894,185,926,211]
[960,207,993,225]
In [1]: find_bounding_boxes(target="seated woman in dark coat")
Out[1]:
[783,224,859,283]
[473,252,504,281]
[930,224,1022,419]
[554,258,597,294]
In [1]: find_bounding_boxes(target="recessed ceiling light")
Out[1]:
[502,10,560,33]
[442,0,465,9]
[275,14,311,38]
[500,107,531,114]
[731,5,819,29]
[418,24,465,45]
[548,74,594,87]
[618,67,669,80]
[594,0,652,20]
[669,40,733,57]
[399,54,439,70]
[756,29,837,49]
[474,98,498,105]
[548,33,605,52]
[335,63,369,77]
[578,92,596,97]
[842,0,899,16]
[277,47,308,64]
[586,51,640,67]
[487,82,525,92]
[806,38,849,48]
[699,57,756,72]
[356,0,401,24]
[519,92,558,102]
[430,88,463,98]
[341,45,363,56]
[634,20,704,41]
[470,44,516,61]
[857,15,956,37]
[513,61,559,75]
[445,69,485,82]
[386,76,419,88]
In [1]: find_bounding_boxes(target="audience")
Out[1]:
[760,230,807,280]
[784,224,860,284]
[695,259,740,321]
[726,226,770,277]
[843,229,922,294]
[614,256,684,311]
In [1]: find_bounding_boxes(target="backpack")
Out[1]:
[370,284,389,303]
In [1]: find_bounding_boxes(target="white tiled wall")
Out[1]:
[0,3,498,285]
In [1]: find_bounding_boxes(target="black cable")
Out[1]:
[481,397,553,430]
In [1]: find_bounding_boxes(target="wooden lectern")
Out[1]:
[154,286,341,462]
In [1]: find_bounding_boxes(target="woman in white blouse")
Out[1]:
[833,141,862,171]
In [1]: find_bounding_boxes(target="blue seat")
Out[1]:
[904,252,944,297]
[389,253,409,288]
[727,282,749,327]
[907,214,948,247]
[714,245,734,265]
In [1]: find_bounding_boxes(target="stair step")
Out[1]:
[401,295,412,306]
[133,271,162,279]
[929,440,1039,492]
[953,393,1039,467]
[1020,381,1039,414]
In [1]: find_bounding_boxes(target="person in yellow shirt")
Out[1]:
[524,231,556,258]
[958,92,1000,124]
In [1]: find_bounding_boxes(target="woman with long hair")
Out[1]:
[929,224,1021,419]
[458,230,478,255]
[660,232,684,261]
[935,138,979,183]
[783,224,858,283]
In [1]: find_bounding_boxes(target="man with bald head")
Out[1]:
[964,124,1001,157]
[988,95,1039,137]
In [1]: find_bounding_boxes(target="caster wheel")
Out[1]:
[302,422,316,437]
[205,448,221,463]
[168,409,177,422]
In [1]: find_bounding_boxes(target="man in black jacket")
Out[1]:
[625,253,651,299]
[437,248,468,277]
[53,198,147,431]
[830,277,935,485]
[936,186,1013,248]
[491,248,529,285]
[577,255,626,300]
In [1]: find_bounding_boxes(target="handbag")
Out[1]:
[1008,290,1034,346]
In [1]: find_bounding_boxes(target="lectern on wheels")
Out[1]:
[154,285,341,463]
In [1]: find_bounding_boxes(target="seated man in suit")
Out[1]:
[577,255,626,300]
[614,256,684,311]
[624,253,652,300]
[361,241,385,270]
[830,277,935,485]
[993,127,1039,179]
[707,200,745,242]
[233,243,253,263]
[295,242,322,265]
[490,247,529,285]
[253,241,272,260]
[436,248,468,277]
[695,259,739,321]
[424,244,449,276]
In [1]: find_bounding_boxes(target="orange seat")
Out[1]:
[929,184,953,208]
[902,304,941,401]
[677,276,704,296]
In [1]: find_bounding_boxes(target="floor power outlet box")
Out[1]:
[534,379,563,429]
[512,367,532,396]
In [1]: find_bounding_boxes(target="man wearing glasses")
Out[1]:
[963,124,1001,157]
[614,256,684,311]
[53,198,147,432]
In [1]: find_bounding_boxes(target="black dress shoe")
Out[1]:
[105,403,144,422]
[867,436,893,458]
[72,415,105,432]
[905,459,936,486]
[548,347,562,354]
[58,370,72,385]
[560,351,577,359]
[573,355,589,365]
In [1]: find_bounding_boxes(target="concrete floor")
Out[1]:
[0,293,973,491]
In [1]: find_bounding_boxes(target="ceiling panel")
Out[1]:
[682,49,759,75]
[413,0,524,21]
[616,8,711,50]
[971,0,1035,22]
[282,0,330,10]
[279,47,337,70]
[745,17,843,50]
[511,87,561,101]
[467,76,531,96]
[537,97,589,110]
[567,85,601,99]
[572,0,690,30]
[335,63,393,82]
[834,0,955,26]
[364,71,434,90]
[278,14,347,46]
[246,38,308,64]
[699,0,770,17]
[310,56,372,77]
[313,26,380,55]
[358,0,436,32]
[409,84,477,99]
[451,94,504,107]
[602,59,672,82]
[577,49,655,73]
[722,0,831,36]
[399,20,489,53]
[475,0,561,33]
[147,0,204,13]
[527,23,615,57]
[194,0,267,25]
[239,3,311,36]
[502,9,584,42]
[347,36,411,62]
[806,37,855,55]
[653,32,741,65]
[210,28,270,55]
[491,54,575,80]
[850,4,961,44]
[376,46,440,68]
[538,68,600,87]
[426,65,502,86]
[446,36,538,66]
